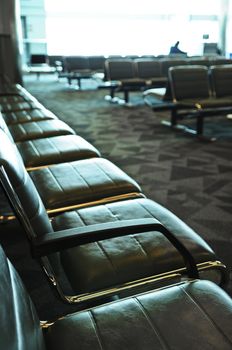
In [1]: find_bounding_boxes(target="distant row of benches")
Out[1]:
[99,57,232,104]
[144,64,232,140]
[47,55,232,92]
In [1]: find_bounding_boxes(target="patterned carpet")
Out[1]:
[1,73,232,319]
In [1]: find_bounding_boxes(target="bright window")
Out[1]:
[45,0,221,56]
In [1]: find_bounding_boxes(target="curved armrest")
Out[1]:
[32,218,199,279]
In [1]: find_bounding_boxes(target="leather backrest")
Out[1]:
[0,129,53,237]
[0,112,14,141]
[135,59,162,79]
[0,245,46,350]
[64,56,90,72]
[105,59,135,80]
[210,65,232,97]
[160,59,187,77]
[169,65,210,100]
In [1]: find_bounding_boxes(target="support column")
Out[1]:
[0,0,22,84]
[219,0,229,56]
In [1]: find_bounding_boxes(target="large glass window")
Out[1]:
[45,0,221,56]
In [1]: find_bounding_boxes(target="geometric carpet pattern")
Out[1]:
[1,74,232,319]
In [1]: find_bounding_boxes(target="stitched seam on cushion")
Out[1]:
[18,124,27,137]
[137,201,157,219]
[28,141,41,157]
[96,241,118,277]
[88,310,104,350]
[76,211,89,225]
[73,137,82,152]
[53,136,81,154]
[103,205,151,259]
[102,205,123,221]
[40,168,65,193]
[134,298,170,349]
[181,286,232,347]
[70,163,95,192]
[37,123,43,134]
[132,235,150,260]
[94,161,118,187]
[45,138,62,157]
[25,124,41,137]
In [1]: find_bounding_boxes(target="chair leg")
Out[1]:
[170,108,178,127]
[124,90,129,103]
[110,87,115,99]
[77,78,81,89]
[196,114,204,136]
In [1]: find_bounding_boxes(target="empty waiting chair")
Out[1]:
[0,94,45,113]
[168,65,232,137]
[2,107,58,125]
[135,59,167,86]
[88,55,106,72]
[64,56,91,73]
[169,65,232,109]
[160,58,187,77]
[210,65,232,98]
[0,113,101,170]
[0,128,225,303]
[104,59,146,103]
[105,59,137,82]
[0,111,76,142]
[1,242,232,349]
[0,129,142,216]
[169,65,211,103]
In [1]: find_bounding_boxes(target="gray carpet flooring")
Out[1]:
[1,73,232,319]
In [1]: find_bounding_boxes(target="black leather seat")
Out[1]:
[0,129,142,215]
[1,245,232,350]
[1,112,77,142]
[29,157,141,211]
[210,64,232,101]
[0,129,225,303]
[17,135,101,169]
[2,107,58,125]
[135,58,167,87]
[0,115,101,169]
[104,59,146,103]
[0,94,45,112]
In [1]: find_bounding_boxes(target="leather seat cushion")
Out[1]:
[45,280,232,350]
[52,198,215,293]
[0,99,43,112]
[2,108,57,125]
[30,158,141,210]
[0,95,26,103]
[17,135,101,168]
[10,119,75,142]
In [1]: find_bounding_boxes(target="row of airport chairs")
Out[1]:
[144,64,232,140]
[0,75,231,348]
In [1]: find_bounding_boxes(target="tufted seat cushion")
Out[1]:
[29,158,142,211]
[1,244,232,350]
[9,119,76,142]
[45,279,232,350]
[52,198,215,294]
[0,95,44,112]
[2,108,57,125]
[17,135,101,168]
[0,94,29,104]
